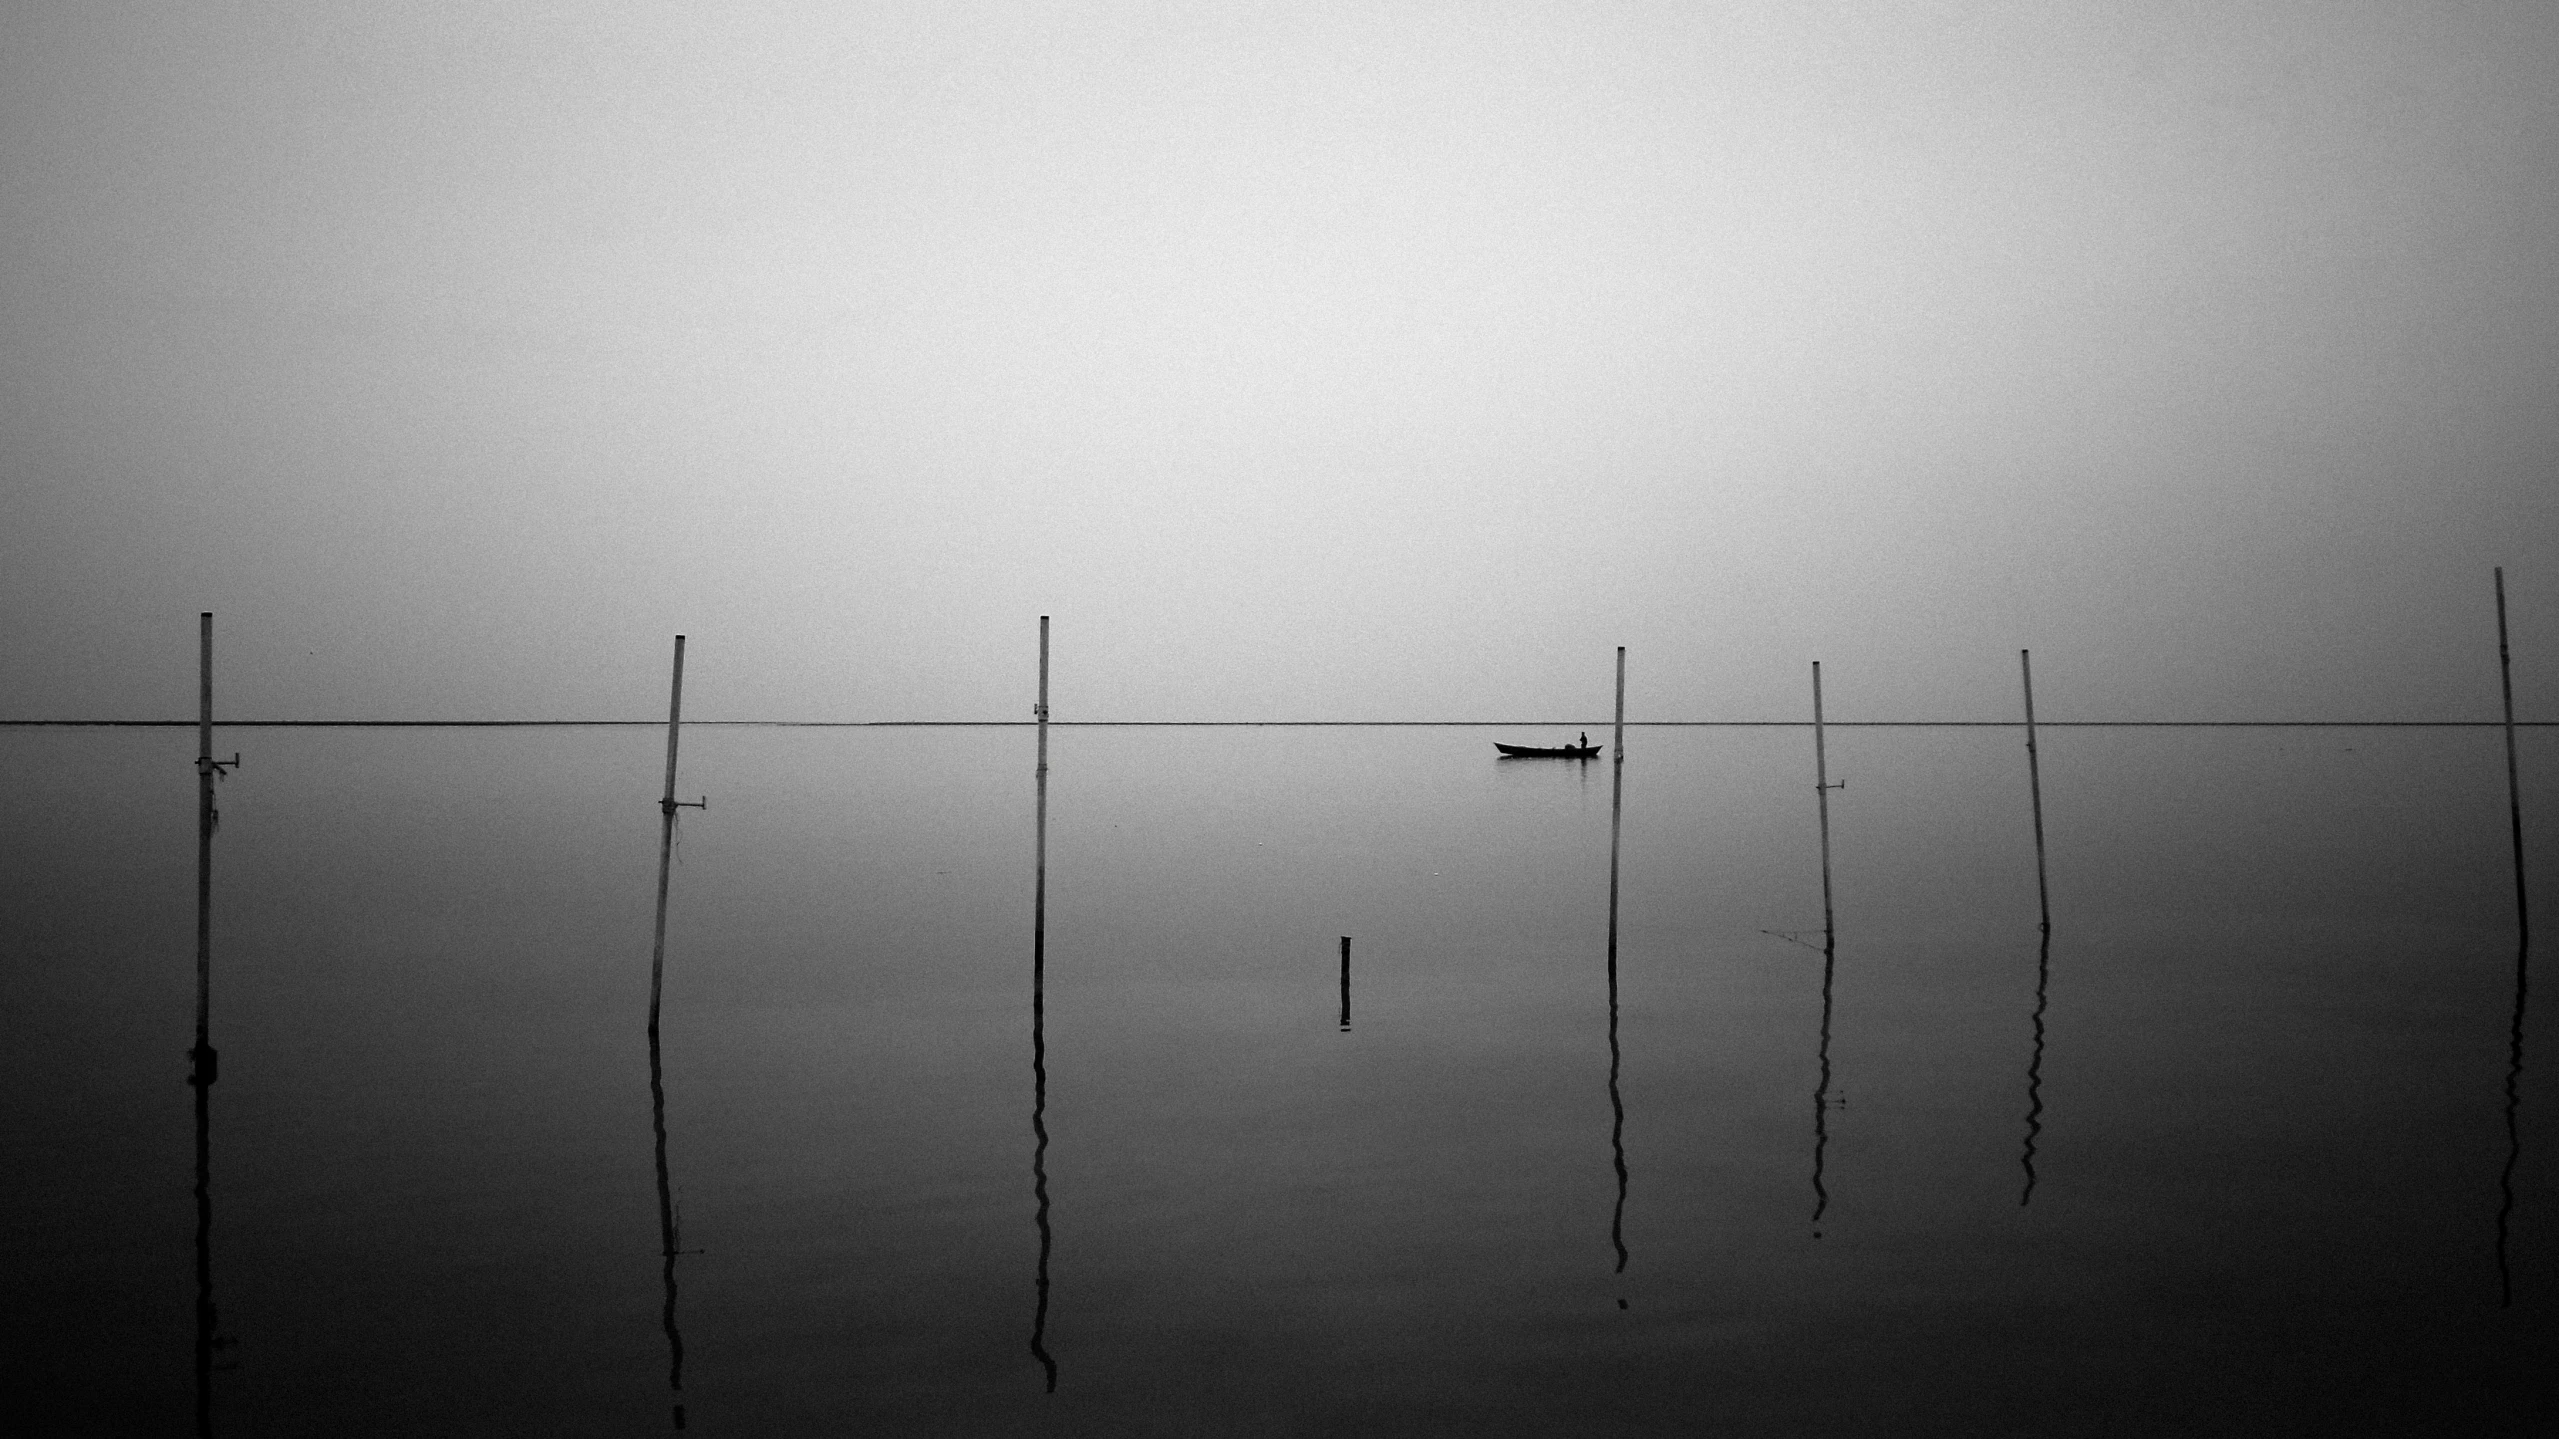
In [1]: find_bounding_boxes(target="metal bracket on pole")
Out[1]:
[661,796,707,814]
[197,754,240,778]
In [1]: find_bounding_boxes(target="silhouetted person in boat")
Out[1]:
[1578,733,1590,750]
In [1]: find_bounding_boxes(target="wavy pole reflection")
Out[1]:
[193,1054,217,1439]
[1811,937,1837,1239]
[1029,616,1059,1393]
[647,1021,688,1430]
[1605,646,1630,1297]
[2019,928,2051,1207]
[646,635,703,1430]
[2497,931,2529,1307]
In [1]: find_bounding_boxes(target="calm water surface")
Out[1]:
[3,724,2550,1435]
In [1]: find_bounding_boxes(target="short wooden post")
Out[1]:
[1338,937,1350,1031]
[1610,647,1627,762]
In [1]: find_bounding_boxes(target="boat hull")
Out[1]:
[1494,743,1602,758]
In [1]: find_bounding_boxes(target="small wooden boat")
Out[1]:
[1494,742,1602,759]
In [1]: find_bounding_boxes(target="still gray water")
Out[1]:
[3,723,2549,1435]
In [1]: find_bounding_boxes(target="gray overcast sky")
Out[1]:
[5,1,2553,722]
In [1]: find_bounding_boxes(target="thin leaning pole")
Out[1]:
[191,611,228,1439]
[1809,661,1840,1236]
[2496,570,2528,947]
[642,635,700,1428]
[647,637,684,1042]
[648,636,702,1041]
[2021,650,2051,934]
[1812,661,1838,944]
[193,613,218,1086]
[2493,568,2530,1307]
[1029,615,1058,1392]
[1605,646,1629,1281]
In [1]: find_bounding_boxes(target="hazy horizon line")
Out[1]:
[5,719,2551,730]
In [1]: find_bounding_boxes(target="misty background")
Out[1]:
[4,0,2553,724]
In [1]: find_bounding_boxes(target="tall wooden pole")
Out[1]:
[644,634,691,1424]
[2493,569,2529,1307]
[2496,570,2528,947]
[194,613,216,1082]
[1807,664,1844,1236]
[191,612,217,1438]
[1608,646,1626,954]
[2021,650,2051,934]
[1605,647,1629,1280]
[648,636,687,1042]
[1029,615,1058,1391]
[1812,661,1836,945]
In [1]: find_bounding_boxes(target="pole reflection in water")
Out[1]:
[648,1020,687,1429]
[1605,648,1629,1295]
[2019,928,2051,1206]
[2497,931,2528,1307]
[646,636,700,1430]
[1810,936,1836,1239]
[193,1058,216,1438]
[1029,617,1059,1392]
